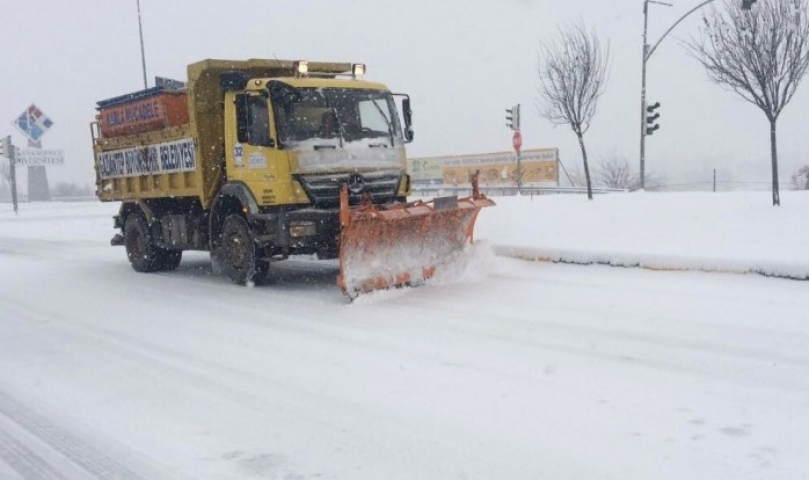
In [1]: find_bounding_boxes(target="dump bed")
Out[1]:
[93,58,352,207]
[96,87,189,138]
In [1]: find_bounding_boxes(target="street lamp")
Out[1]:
[137,0,147,89]
[639,0,672,190]
[638,0,762,189]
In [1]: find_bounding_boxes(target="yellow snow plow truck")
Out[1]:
[92,59,494,298]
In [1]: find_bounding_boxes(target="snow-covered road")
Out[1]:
[1,199,808,479]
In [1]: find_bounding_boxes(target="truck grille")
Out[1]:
[296,170,402,208]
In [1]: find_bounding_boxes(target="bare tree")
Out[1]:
[566,164,588,189]
[793,165,809,189]
[685,0,809,206]
[595,154,667,191]
[597,155,635,190]
[51,182,94,198]
[536,23,610,201]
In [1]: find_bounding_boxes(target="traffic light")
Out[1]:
[741,0,757,10]
[0,136,19,159]
[645,101,660,135]
[505,104,521,131]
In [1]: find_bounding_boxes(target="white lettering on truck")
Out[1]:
[97,138,196,179]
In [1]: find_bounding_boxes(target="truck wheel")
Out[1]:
[124,215,159,272]
[221,214,268,285]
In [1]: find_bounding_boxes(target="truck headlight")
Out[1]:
[352,63,366,78]
[295,60,308,76]
[290,221,316,238]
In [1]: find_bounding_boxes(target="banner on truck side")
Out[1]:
[97,138,196,179]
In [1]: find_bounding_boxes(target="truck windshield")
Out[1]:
[273,88,403,148]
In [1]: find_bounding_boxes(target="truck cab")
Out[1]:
[212,62,414,263]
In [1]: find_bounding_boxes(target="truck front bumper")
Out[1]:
[248,207,341,259]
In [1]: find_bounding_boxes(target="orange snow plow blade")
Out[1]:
[337,173,495,299]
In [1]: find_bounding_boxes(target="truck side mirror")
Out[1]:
[402,97,414,143]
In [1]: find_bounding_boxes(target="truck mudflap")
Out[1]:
[337,172,495,299]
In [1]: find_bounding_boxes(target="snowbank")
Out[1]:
[475,190,809,280]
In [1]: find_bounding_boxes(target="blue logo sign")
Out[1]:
[12,104,54,143]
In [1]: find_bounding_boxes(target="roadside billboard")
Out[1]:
[407,148,559,186]
[408,157,444,182]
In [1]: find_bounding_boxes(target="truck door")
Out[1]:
[226,93,287,206]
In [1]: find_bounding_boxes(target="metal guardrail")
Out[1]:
[411,185,629,197]
[50,196,99,202]
[0,195,99,203]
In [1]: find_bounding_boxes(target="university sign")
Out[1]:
[16,149,65,166]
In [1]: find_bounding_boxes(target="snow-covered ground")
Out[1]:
[0,192,808,480]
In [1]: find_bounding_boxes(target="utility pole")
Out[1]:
[137,0,148,89]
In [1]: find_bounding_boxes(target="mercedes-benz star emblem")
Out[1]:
[348,173,365,194]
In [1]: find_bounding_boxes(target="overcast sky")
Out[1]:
[2,0,807,189]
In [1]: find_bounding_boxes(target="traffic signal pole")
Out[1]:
[640,0,651,190]
[639,0,757,190]
[506,104,523,192]
[639,0,673,190]
[2,136,19,215]
[10,140,18,215]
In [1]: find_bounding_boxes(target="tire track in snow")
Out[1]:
[0,390,148,480]
[0,429,69,480]
[0,298,378,479]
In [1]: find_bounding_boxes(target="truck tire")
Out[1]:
[124,215,183,272]
[124,214,160,272]
[221,214,269,285]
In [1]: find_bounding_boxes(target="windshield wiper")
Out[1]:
[322,99,345,148]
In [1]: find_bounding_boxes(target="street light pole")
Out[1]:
[137,0,148,89]
[649,0,722,59]
[639,0,673,190]
[640,0,650,190]
[639,0,759,189]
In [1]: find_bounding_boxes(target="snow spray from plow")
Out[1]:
[337,172,495,299]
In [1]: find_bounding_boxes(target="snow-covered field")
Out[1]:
[1,192,808,480]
